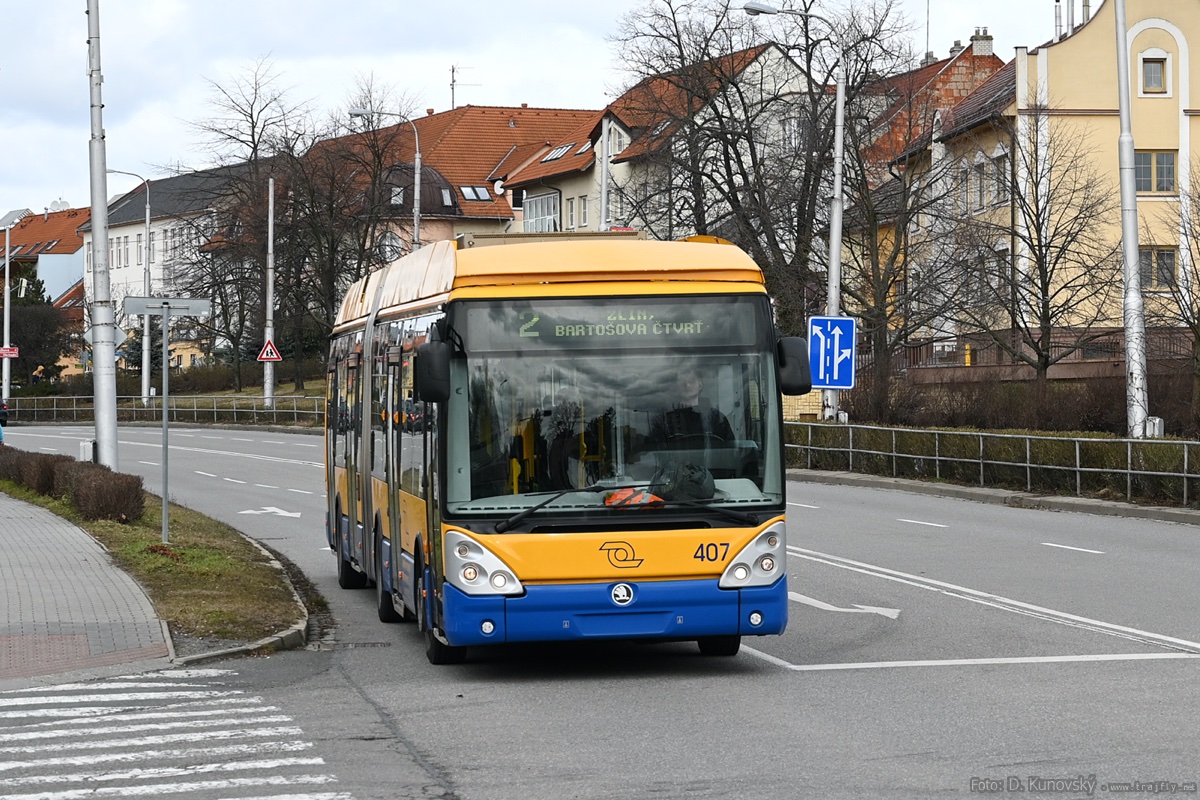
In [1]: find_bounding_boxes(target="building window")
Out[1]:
[136,233,143,265]
[441,188,453,206]
[959,167,970,212]
[1135,151,1176,193]
[541,144,574,162]
[1143,58,1165,93]
[523,193,560,233]
[973,162,988,210]
[460,186,492,201]
[566,197,575,229]
[149,231,155,263]
[123,236,130,267]
[1140,248,1177,291]
[993,153,1009,204]
[391,186,405,206]
[1139,51,1171,97]
[579,196,589,227]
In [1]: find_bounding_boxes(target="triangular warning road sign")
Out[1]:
[257,339,282,362]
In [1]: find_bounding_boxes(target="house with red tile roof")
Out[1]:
[329,104,598,251]
[503,44,805,237]
[2,205,92,377]
[4,205,91,304]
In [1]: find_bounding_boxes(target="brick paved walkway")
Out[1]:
[0,495,169,681]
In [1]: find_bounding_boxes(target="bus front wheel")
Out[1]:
[697,635,741,657]
[416,573,466,665]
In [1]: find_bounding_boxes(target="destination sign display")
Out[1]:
[460,297,765,352]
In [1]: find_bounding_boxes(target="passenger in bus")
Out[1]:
[650,367,733,444]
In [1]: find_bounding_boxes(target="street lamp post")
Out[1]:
[745,1,847,420]
[3,224,11,404]
[107,169,153,407]
[348,108,422,252]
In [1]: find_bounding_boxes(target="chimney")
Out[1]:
[426,108,434,116]
[921,51,939,67]
[1055,0,1063,40]
[949,39,964,58]
[970,27,993,57]
[521,103,529,108]
[1082,0,1090,23]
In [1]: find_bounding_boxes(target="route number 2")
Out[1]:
[694,542,729,562]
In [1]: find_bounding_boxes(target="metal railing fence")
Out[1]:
[787,421,1200,508]
[8,395,324,427]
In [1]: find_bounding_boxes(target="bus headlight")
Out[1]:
[719,522,786,589]
[445,531,524,596]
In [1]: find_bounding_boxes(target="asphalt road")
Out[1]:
[6,423,1200,799]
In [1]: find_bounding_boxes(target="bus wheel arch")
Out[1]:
[375,526,401,623]
[415,552,465,665]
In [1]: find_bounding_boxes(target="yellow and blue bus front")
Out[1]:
[432,287,792,647]
[436,521,788,645]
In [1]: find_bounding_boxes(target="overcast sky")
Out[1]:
[1,0,1079,215]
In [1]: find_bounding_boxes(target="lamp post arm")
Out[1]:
[348,108,423,251]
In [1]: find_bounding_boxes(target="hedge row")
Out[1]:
[0,448,145,522]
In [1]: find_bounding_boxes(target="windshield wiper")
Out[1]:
[493,483,756,532]
[494,483,612,533]
[656,498,756,525]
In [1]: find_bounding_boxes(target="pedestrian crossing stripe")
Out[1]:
[258,340,282,362]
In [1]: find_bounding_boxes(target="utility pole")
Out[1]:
[264,176,275,409]
[87,0,119,468]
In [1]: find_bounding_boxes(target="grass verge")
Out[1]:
[0,481,319,644]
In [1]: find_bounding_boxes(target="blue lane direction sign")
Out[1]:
[808,316,857,390]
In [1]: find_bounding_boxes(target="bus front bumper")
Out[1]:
[440,577,787,647]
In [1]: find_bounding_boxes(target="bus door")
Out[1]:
[345,350,363,563]
[385,346,404,587]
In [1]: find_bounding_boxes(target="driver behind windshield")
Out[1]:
[650,366,733,444]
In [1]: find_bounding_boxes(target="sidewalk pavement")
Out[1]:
[0,494,172,685]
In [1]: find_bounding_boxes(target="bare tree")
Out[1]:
[1145,160,1200,432]
[941,109,1122,396]
[611,0,909,336]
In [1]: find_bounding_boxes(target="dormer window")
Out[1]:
[576,141,593,155]
[541,144,575,162]
[391,186,405,206]
[441,188,454,206]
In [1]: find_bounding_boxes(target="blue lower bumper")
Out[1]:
[441,578,787,647]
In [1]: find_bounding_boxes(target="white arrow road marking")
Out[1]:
[239,507,301,518]
[789,592,900,619]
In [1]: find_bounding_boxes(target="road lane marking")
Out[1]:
[898,518,947,528]
[787,502,819,509]
[195,471,216,477]
[232,438,254,442]
[1042,542,1105,554]
[788,545,1200,654]
[789,592,900,619]
[137,461,158,466]
[286,489,313,495]
[254,484,280,489]
[742,648,1200,671]
[223,478,247,484]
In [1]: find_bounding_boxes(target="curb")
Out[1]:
[786,468,1200,527]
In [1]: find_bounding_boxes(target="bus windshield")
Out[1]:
[443,295,784,521]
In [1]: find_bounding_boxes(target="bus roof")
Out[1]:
[333,237,766,329]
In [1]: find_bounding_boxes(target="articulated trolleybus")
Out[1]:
[325,233,811,664]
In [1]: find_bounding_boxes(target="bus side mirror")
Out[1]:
[777,336,812,396]
[414,341,451,403]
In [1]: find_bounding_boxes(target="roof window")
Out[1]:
[541,143,575,162]
[460,186,492,201]
[577,140,593,155]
